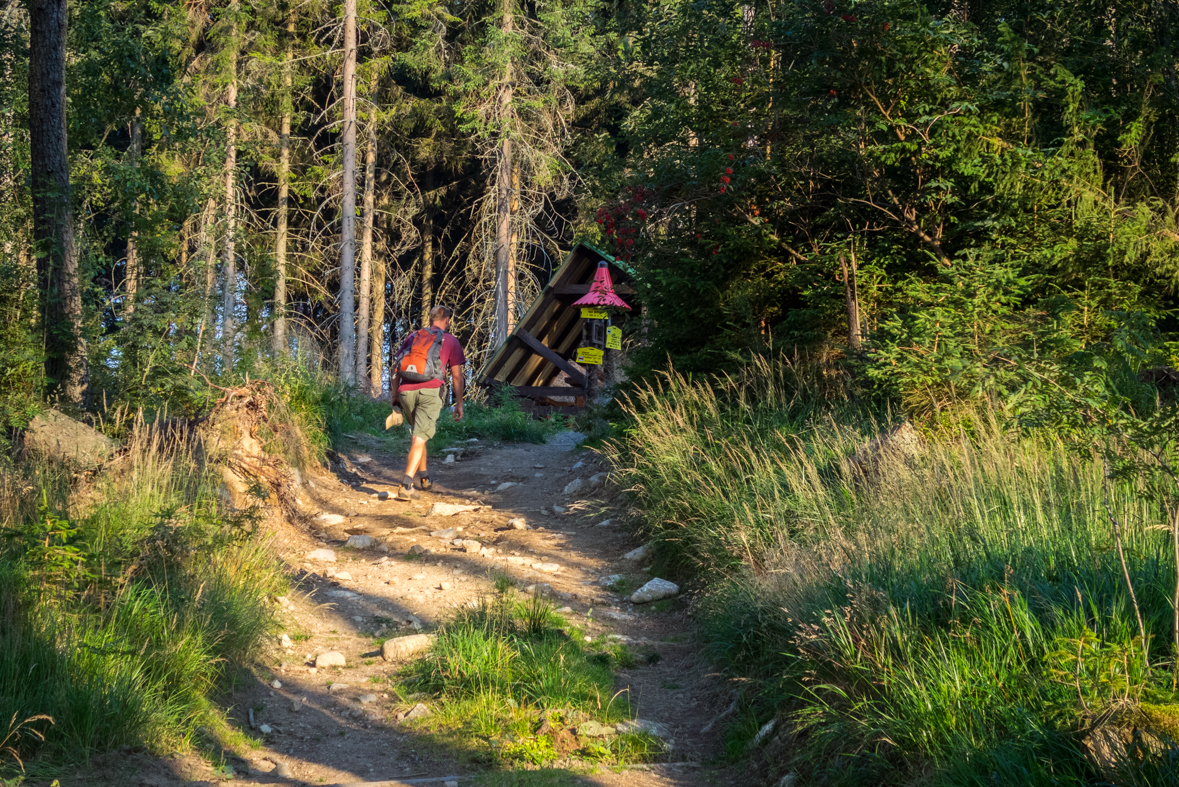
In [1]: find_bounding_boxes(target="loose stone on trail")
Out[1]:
[563,478,584,495]
[315,651,346,668]
[430,528,458,539]
[623,545,650,561]
[315,513,346,526]
[306,549,337,562]
[428,502,483,517]
[382,633,435,661]
[509,517,528,530]
[345,534,373,549]
[630,577,679,604]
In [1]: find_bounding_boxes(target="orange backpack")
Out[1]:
[395,327,445,383]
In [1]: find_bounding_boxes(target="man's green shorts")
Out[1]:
[399,387,444,441]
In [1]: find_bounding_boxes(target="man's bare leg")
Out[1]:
[404,436,428,480]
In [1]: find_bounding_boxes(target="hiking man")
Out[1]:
[390,305,466,501]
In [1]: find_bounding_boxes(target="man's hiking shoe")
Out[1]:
[395,486,418,502]
[419,476,433,492]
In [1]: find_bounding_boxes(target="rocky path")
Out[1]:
[57,433,738,787]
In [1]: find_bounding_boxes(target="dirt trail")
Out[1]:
[60,433,739,787]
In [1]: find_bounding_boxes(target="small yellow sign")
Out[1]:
[580,307,607,320]
[606,326,622,350]
[576,347,604,365]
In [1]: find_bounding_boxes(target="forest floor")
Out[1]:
[42,431,739,787]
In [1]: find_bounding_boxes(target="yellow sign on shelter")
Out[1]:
[606,326,622,350]
[576,347,604,365]
[580,307,607,320]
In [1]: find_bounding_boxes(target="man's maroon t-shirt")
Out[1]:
[396,330,466,393]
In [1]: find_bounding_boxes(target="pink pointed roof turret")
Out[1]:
[573,261,631,310]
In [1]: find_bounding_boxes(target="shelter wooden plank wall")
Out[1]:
[476,243,635,407]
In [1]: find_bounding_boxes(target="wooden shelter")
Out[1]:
[476,243,636,407]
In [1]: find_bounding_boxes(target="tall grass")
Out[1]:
[610,355,1179,785]
[402,590,651,765]
[0,417,285,773]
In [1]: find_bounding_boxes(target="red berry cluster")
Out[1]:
[719,161,735,193]
[595,184,652,262]
[749,39,772,49]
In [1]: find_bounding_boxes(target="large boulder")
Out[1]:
[22,409,118,468]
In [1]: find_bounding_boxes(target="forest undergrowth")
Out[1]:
[608,354,1179,786]
[0,359,567,779]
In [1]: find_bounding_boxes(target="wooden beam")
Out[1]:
[515,329,587,387]
[510,385,587,398]
[551,283,635,296]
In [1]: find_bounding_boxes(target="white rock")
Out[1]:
[506,556,525,565]
[306,549,337,562]
[496,482,518,492]
[589,472,608,487]
[752,718,777,746]
[444,454,456,464]
[325,590,358,599]
[280,633,293,648]
[552,505,566,515]
[615,718,673,743]
[509,517,528,530]
[404,702,432,719]
[630,578,679,604]
[333,571,353,581]
[534,472,545,478]
[522,583,554,597]
[345,534,372,549]
[479,547,495,558]
[572,461,586,471]
[532,562,561,573]
[428,503,483,517]
[623,545,650,561]
[271,679,282,689]
[431,528,458,539]
[315,651,346,668]
[382,634,435,661]
[358,693,377,704]
[315,513,346,526]
[466,438,479,443]
[462,540,482,553]
[602,610,633,621]
[328,683,350,693]
[274,762,294,778]
[595,518,615,528]
[563,478,585,495]
[599,574,625,588]
[259,724,273,734]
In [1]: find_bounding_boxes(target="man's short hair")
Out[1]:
[429,305,453,323]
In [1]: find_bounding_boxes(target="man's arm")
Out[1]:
[450,365,464,421]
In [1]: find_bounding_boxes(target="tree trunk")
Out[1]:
[221,46,238,370]
[493,0,513,345]
[356,66,377,391]
[337,0,358,382]
[839,251,861,351]
[273,9,294,357]
[194,197,218,373]
[29,0,88,407]
[125,111,142,318]
[419,168,435,326]
[369,206,386,394]
[507,157,519,332]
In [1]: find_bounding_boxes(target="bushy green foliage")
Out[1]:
[596,0,1179,381]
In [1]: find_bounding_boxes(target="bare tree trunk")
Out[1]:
[337,0,358,382]
[193,197,217,373]
[839,251,861,351]
[29,0,88,407]
[273,9,294,357]
[507,158,519,332]
[419,168,435,326]
[493,0,513,346]
[369,206,386,394]
[125,110,142,318]
[221,42,238,370]
[356,66,377,391]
